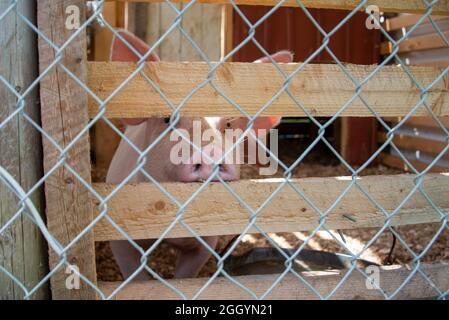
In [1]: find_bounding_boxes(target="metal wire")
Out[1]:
[0,0,448,300]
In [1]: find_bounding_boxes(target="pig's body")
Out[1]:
[106,30,292,280]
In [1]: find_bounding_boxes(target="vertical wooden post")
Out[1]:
[146,2,161,57]
[0,0,48,300]
[38,0,97,299]
[160,2,183,61]
[338,14,380,166]
[92,2,117,62]
[91,1,128,182]
[116,1,128,29]
[131,2,148,40]
[221,4,233,60]
[340,118,378,165]
[91,2,127,60]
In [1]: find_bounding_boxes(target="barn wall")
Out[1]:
[232,6,381,166]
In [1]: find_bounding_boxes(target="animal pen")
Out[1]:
[0,0,449,300]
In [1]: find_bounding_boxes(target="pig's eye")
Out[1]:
[226,122,231,128]
[163,117,170,124]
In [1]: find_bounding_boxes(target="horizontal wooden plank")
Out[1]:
[380,153,447,172]
[394,147,449,168]
[380,42,393,56]
[381,31,449,55]
[384,14,447,31]
[385,116,449,129]
[105,0,449,16]
[92,174,449,241]
[420,60,449,68]
[389,18,449,39]
[400,46,449,65]
[87,62,449,118]
[378,132,449,158]
[99,262,449,299]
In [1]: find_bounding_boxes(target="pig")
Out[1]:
[106,30,293,280]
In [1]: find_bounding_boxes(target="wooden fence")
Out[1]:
[34,0,449,300]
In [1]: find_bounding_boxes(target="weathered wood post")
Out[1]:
[37,0,97,299]
[0,0,48,299]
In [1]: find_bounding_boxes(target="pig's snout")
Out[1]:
[177,144,238,182]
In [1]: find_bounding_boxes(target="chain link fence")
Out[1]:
[0,0,448,300]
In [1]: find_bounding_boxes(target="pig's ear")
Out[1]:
[235,117,281,137]
[247,51,293,129]
[110,29,160,62]
[254,50,294,64]
[111,30,159,126]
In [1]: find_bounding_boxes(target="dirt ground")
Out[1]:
[96,157,449,281]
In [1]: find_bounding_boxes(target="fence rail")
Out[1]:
[99,262,449,300]
[384,14,448,30]
[93,174,448,241]
[379,132,449,156]
[105,0,449,16]
[88,62,449,118]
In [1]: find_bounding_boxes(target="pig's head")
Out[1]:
[110,30,292,183]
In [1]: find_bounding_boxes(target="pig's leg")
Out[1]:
[174,236,218,278]
[110,239,155,281]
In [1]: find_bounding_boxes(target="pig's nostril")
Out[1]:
[182,162,235,182]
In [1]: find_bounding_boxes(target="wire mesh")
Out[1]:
[0,0,448,300]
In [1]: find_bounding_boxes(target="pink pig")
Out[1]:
[106,30,292,279]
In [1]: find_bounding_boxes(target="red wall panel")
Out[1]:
[232,6,381,165]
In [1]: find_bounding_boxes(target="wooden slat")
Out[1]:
[381,31,449,55]
[105,0,449,16]
[180,3,203,61]
[380,153,447,172]
[87,62,449,118]
[388,18,449,38]
[400,46,449,65]
[384,14,446,31]
[38,0,97,299]
[380,41,393,56]
[203,4,223,61]
[177,2,223,61]
[146,4,161,56]
[221,4,234,60]
[93,174,449,241]
[160,2,182,61]
[91,2,126,183]
[420,60,449,68]
[378,132,448,159]
[385,116,449,129]
[92,3,116,61]
[116,1,128,29]
[99,262,449,299]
